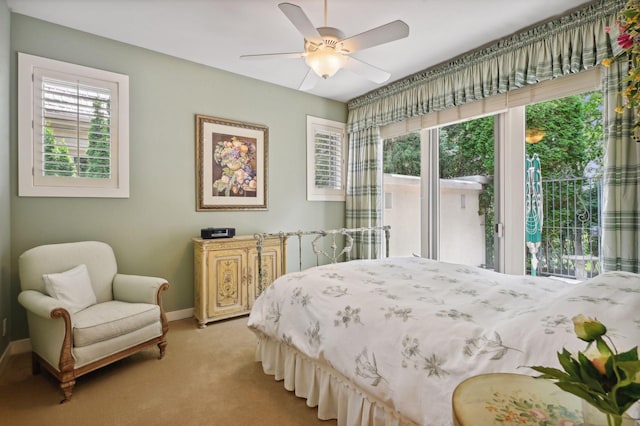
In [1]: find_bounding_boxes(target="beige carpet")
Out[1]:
[0,317,336,426]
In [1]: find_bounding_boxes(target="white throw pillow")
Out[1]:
[43,264,97,313]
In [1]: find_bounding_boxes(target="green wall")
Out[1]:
[1,0,11,355]
[9,14,347,340]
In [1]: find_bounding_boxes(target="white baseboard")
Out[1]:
[166,307,194,322]
[0,337,31,375]
[9,338,32,354]
[1,308,195,360]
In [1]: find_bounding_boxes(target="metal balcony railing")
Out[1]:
[537,176,602,280]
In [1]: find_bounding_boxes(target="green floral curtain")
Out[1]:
[345,0,633,264]
[347,0,620,133]
[345,127,383,258]
[602,58,640,272]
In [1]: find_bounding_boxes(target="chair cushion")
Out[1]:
[43,264,97,314]
[72,301,160,348]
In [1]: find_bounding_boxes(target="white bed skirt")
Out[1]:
[254,331,420,426]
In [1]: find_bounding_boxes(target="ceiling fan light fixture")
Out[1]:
[243,2,409,89]
[305,45,345,79]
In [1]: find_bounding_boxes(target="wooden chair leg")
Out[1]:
[59,379,75,404]
[158,338,167,360]
[157,282,169,361]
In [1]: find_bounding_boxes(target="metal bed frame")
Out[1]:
[254,225,391,295]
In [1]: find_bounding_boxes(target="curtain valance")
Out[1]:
[347,0,623,133]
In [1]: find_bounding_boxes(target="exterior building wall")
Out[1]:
[438,180,486,267]
[383,174,486,267]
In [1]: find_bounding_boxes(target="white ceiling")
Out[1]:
[7,0,595,102]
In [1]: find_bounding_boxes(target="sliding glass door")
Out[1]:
[409,111,523,273]
[438,116,496,269]
[383,132,421,256]
[381,70,602,275]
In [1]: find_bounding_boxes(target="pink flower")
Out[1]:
[605,26,611,33]
[591,354,609,375]
[583,344,611,375]
[619,32,635,49]
[529,409,549,421]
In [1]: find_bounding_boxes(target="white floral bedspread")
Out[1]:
[247,256,640,425]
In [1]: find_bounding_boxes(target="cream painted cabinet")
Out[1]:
[193,235,284,327]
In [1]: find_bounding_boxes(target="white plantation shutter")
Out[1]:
[307,116,346,201]
[35,73,114,183]
[18,53,129,197]
[314,127,343,190]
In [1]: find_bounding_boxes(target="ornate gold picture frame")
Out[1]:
[196,114,268,211]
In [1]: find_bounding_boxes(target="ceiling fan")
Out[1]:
[240,1,410,90]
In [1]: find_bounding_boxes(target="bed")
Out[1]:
[247,229,640,426]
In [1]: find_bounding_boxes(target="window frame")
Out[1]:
[18,53,130,198]
[379,69,601,274]
[306,115,346,202]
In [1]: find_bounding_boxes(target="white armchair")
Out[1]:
[18,241,169,402]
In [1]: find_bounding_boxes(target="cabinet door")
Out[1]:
[248,244,281,307]
[207,248,247,318]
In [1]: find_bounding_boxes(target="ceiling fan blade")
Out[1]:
[240,52,304,60]
[298,69,320,91]
[278,2,323,44]
[340,20,409,53]
[343,57,391,84]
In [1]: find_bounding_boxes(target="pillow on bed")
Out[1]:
[43,264,97,313]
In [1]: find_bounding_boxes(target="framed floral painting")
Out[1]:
[195,115,268,210]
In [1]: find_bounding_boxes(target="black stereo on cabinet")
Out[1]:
[201,228,236,239]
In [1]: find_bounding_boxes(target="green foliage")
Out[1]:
[383,91,604,180]
[383,132,421,176]
[531,336,640,423]
[439,116,495,179]
[81,100,111,179]
[530,315,640,424]
[526,92,603,179]
[43,125,75,176]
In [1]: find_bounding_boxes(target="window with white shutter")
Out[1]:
[18,53,129,197]
[306,116,346,201]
